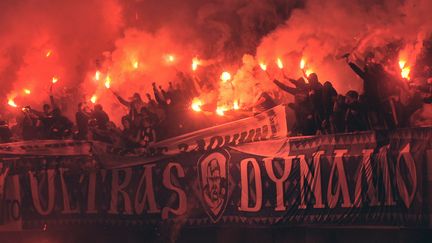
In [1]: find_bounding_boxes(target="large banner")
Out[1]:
[0,128,429,230]
[150,105,288,156]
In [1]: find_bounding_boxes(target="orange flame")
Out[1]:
[398,59,410,80]
[23,89,31,95]
[233,100,240,110]
[165,54,175,64]
[259,62,267,71]
[300,58,306,69]
[399,60,406,69]
[52,76,58,84]
[90,95,97,104]
[104,75,111,89]
[45,50,52,57]
[276,58,284,69]
[191,97,203,112]
[133,61,139,69]
[216,106,228,116]
[192,57,200,71]
[95,70,101,81]
[401,67,411,80]
[220,71,232,83]
[305,68,314,77]
[8,99,17,108]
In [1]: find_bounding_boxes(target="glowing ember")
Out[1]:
[300,58,306,69]
[192,57,200,71]
[104,75,111,89]
[220,71,232,83]
[216,106,228,116]
[46,50,52,57]
[8,99,17,108]
[191,98,203,112]
[401,67,411,80]
[90,95,97,104]
[399,60,406,69]
[276,58,284,69]
[259,62,267,71]
[23,89,31,95]
[133,61,139,69]
[95,70,101,81]
[165,54,175,64]
[233,100,240,110]
[52,76,58,84]
[398,59,410,80]
[305,69,314,77]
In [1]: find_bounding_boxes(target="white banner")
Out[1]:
[150,105,288,156]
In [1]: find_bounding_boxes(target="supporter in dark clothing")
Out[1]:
[21,107,39,140]
[91,104,109,130]
[138,116,156,147]
[49,108,73,139]
[152,82,166,106]
[306,73,325,128]
[348,58,401,129]
[289,95,316,136]
[331,95,347,133]
[30,103,54,139]
[146,93,158,108]
[114,92,146,122]
[345,91,368,132]
[322,81,338,120]
[319,81,338,134]
[75,102,90,140]
[0,121,12,143]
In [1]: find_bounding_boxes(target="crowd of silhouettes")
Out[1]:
[1,54,432,147]
[273,54,432,136]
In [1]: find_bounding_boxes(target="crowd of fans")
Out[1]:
[1,54,432,149]
[274,56,432,136]
[0,72,203,152]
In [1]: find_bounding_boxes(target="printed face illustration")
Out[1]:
[206,159,221,202]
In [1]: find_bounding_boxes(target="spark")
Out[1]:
[191,98,203,112]
[105,75,111,89]
[276,58,284,69]
[220,71,232,83]
[90,95,97,104]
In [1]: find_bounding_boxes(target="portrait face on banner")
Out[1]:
[198,150,230,223]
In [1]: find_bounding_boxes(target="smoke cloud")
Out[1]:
[1,0,432,122]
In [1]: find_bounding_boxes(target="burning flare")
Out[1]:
[191,97,203,112]
[233,100,240,110]
[300,58,306,70]
[259,62,267,71]
[165,54,175,64]
[192,57,200,71]
[90,95,97,104]
[23,89,31,95]
[305,69,314,77]
[105,75,111,89]
[45,50,52,58]
[398,59,411,80]
[95,70,101,81]
[220,71,232,83]
[276,58,284,69]
[52,76,59,84]
[216,106,228,116]
[133,60,139,69]
[8,98,17,108]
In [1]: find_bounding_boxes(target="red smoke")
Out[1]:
[1,0,432,123]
